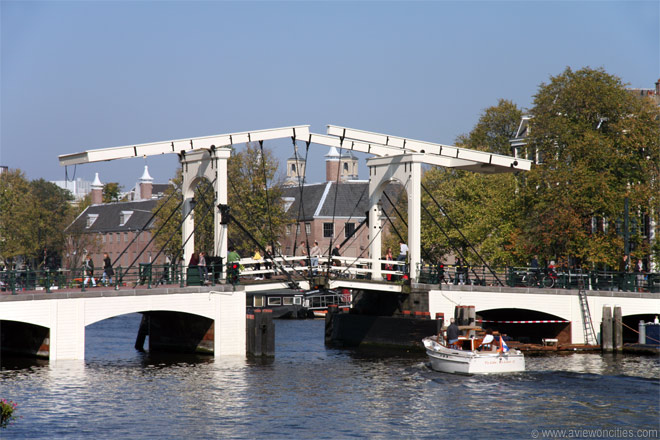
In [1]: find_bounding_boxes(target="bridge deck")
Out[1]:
[3,277,657,303]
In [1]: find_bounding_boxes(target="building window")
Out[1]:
[286,225,291,236]
[119,211,133,226]
[296,224,301,234]
[268,297,282,306]
[344,222,355,238]
[323,223,334,238]
[253,296,264,307]
[305,223,311,234]
[109,234,112,243]
[86,214,98,228]
[125,232,129,242]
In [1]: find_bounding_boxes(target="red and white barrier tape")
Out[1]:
[476,319,569,324]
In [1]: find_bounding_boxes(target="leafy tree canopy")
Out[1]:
[0,171,75,267]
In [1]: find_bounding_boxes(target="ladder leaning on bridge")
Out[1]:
[577,272,597,345]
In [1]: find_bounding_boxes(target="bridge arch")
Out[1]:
[84,302,216,327]
[476,308,571,345]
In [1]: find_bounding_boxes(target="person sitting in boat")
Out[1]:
[478,328,496,351]
[446,318,460,347]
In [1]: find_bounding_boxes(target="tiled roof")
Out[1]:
[67,199,159,233]
[282,181,403,222]
[152,183,171,195]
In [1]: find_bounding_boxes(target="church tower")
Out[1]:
[285,145,306,186]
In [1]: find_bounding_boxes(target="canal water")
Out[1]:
[1,314,658,439]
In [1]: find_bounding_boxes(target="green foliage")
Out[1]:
[520,67,660,267]
[1,399,19,428]
[102,182,123,203]
[386,69,658,270]
[0,171,74,266]
[152,169,184,262]
[387,99,524,266]
[226,143,286,253]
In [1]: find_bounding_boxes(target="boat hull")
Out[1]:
[423,337,525,374]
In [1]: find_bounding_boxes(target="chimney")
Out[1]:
[91,173,103,205]
[138,165,153,200]
[325,146,340,182]
[655,79,660,95]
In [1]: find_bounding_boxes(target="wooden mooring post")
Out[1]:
[613,306,623,351]
[246,309,275,357]
[601,306,613,352]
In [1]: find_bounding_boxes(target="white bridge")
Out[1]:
[1,281,656,360]
[425,284,658,345]
[0,286,245,360]
[2,123,613,360]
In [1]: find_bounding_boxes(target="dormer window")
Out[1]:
[86,214,99,228]
[119,211,134,226]
[282,197,295,212]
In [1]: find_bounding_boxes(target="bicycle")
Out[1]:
[523,270,555,288]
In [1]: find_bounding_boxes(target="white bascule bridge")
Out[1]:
[4,124,654,360]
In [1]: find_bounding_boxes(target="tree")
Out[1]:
[0,169,34,266]
[29,179,75,266]
[519,67,660,268]
[226,143,287,254]
[103,182,123,203]
[0,171,75,267]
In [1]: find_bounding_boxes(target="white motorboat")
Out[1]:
[422,335,525,374]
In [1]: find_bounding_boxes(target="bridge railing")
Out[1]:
[4,262,655,293]
[232,255,407,281]
[0,264,190,294]
[416,264,659,293]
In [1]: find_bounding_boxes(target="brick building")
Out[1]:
[66,166,171,270]
[280,146,400,259]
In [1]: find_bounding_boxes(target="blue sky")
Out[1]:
[1,1,658,190]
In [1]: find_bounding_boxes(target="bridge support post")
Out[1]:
[367,154,423,283]
[50,299,86,360]
[180,149,231,282]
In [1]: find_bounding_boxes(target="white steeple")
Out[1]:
[325,146,340,160]
[139,165,153,182]
[91,172,103,189]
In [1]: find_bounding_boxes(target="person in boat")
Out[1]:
[478,328,496,351]
[446,318,460,346]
